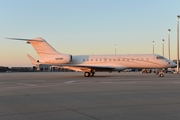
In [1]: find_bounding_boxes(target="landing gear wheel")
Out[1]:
[159,73,164,77]
[84,72,90,77]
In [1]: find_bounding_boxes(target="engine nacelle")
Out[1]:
[43,54,72,64]
[55,54,72,64]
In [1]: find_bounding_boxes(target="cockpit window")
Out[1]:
[156,56,164,59]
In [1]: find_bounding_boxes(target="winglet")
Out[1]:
[27,54,39,65]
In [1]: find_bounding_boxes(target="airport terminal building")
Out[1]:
[0,65,73,72]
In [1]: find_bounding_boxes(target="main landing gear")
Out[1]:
[84,72,95,77]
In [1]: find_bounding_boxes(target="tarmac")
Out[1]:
[0,72,180,120]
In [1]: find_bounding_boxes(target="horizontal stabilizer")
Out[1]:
[6,37,44,42]
[27,54,39,65]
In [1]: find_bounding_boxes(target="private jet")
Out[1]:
[7,37,176,77]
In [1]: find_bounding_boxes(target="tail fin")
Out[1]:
[27,54,39,65]
[27,37,59,55]
[7,37,60,60]
[7,37,72,64]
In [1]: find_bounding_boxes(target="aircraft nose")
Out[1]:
[169,61,176,67]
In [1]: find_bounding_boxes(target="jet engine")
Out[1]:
[42,54,73,64]
[56,54,72,64]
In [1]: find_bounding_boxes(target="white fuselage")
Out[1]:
[49,54,176,72]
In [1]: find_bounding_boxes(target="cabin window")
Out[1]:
[55,58,63,60]
[156,56,164,59]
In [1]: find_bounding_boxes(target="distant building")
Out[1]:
[0,65,73,72]
[0,66,9,72]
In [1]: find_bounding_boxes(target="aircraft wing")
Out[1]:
[60,64,128,72]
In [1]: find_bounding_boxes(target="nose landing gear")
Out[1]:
[159,73,164,77]
[155,69,165,77]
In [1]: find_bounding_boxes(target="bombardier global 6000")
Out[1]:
[7,37,176,77]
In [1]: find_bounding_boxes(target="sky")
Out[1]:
[0,0,180,67]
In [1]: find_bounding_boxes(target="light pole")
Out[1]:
[152,41,155,54]
[168,29,171,60]
[177,15,180,73]
[162,39,165,57]
[114,44,116,55]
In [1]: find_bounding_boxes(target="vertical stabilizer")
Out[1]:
[7,37,61,60]
[7,37,72,64]
[26,37,60,56]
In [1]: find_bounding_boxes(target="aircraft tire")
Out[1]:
[159,73,164,77]
[84,72,90,77]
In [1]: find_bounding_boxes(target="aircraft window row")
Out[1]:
[83,58,149,62]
